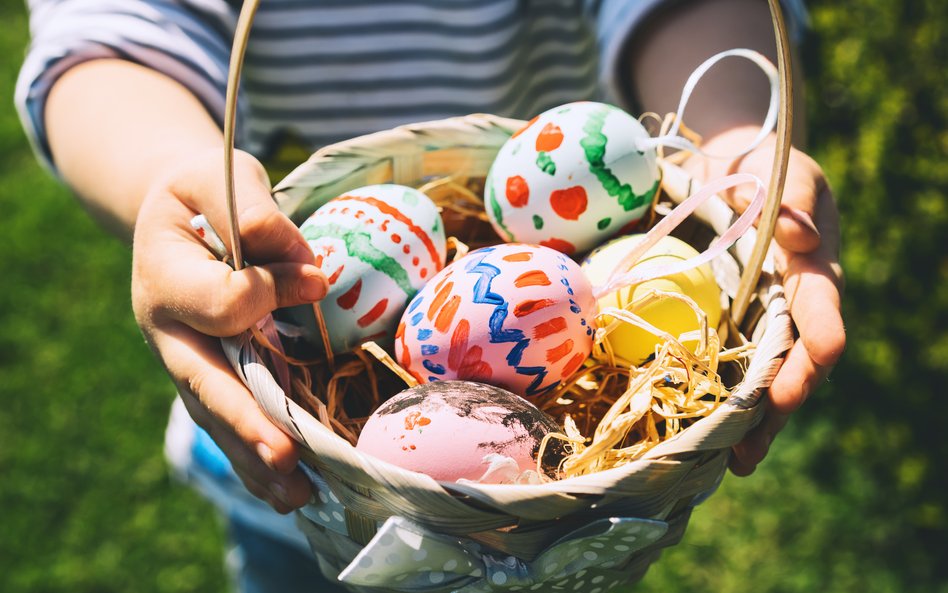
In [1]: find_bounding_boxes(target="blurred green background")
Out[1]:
[1,0,945,591]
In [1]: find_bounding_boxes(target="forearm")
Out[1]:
[46,59,224,242]
[627,0,806,145]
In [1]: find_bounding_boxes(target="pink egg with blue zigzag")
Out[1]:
[394,243,596,398]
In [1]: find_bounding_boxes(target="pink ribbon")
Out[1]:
[592,173,766,299]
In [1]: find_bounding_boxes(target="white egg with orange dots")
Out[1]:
[484,101,660,255]
[582,234,722,365]
[298,184,447,353]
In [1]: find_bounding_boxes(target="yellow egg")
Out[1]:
[581,234,722,365]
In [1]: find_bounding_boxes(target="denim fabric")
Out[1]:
[227,516,348,593]
[165,397,343,592]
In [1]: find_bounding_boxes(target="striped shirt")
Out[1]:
[14,0,692,171]
[16,0,808,172]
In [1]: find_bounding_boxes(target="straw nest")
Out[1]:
[263,165,755,480]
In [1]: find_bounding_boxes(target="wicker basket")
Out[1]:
[213,2,796,591]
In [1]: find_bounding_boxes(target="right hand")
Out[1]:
[132,148,328,513]
[683,128,846,475]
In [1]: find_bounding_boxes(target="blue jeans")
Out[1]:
[227,515,348,593]
[166,398,347,593]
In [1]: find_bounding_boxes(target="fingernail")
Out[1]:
[256,442,274,468]
[288,242,315,264]
[269,482,290,505]
[785,207,820,237]
[299,269,328,301]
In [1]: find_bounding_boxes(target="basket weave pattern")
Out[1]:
[221,114,793,592]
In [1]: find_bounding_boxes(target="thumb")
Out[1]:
[153,254,328,338]
[726,144,824,254]
[689,129,823,254]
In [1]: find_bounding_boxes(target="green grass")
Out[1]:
[0,3,227,592]
[1,0,946,592]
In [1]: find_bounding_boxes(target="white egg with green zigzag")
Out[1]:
[485,101,660,255]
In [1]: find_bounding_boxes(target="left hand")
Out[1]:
[683,126,846,475]
[132,149,327,512]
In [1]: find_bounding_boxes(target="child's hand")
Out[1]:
[684,127,846,475]
[131,148,328,512]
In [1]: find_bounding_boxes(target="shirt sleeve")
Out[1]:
[14,0,239,174]
[588,0,810,108]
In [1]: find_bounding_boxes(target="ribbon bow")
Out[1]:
[298,465,668,591]
[337,515,668,592]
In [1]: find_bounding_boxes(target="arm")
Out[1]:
[44,58,326,511]
[46,60,222,241]
[624,0,846,474]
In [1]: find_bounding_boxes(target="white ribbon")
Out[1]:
[191,214,229,260]
[635,48,780,160]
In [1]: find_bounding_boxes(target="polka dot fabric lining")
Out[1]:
[295,464,688,592]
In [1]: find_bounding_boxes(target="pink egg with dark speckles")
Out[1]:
[356,381,564,483]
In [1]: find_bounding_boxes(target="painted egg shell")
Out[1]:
[298,184,446,353]
[582,234,722,365]
[395,243,596,398]
[485,101,660,256]
[356,381,564,483]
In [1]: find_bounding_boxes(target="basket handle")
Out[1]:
[730,0,794,324]
[221,0,261,271]
[219,0,792,323]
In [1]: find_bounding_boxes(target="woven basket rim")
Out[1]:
[224,113,793,509]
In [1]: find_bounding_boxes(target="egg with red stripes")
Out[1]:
[395,243,596,398]
[485,101,660,255]
[298,184,447,353]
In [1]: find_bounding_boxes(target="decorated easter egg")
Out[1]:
[485,101,660,255]
[297,184,447,353]
[356,381,564,483]
[582,234,722,365]
[395,243,596,398]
